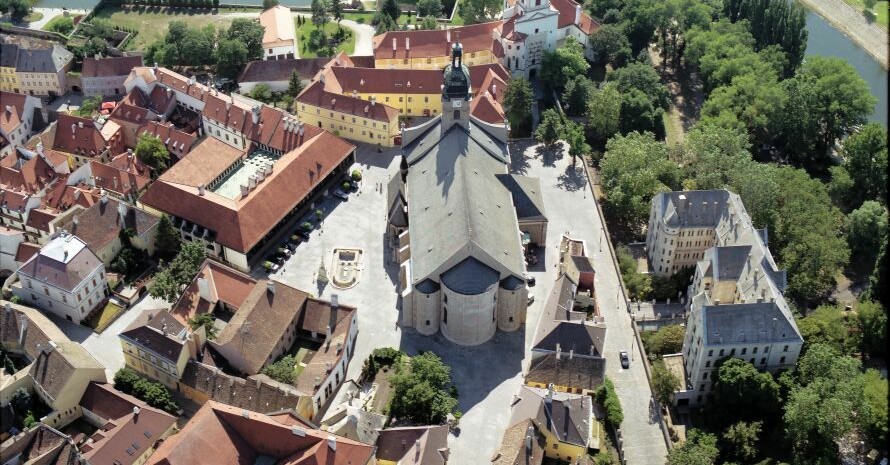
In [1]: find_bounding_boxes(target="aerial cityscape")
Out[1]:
[0,0,886,463]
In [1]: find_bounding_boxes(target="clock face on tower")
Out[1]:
[452,99,462,108]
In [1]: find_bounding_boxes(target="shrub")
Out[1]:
[351,169,362,181]
[596,378,624,428]
[301,221,313,232]
[114,367,178,413]
[262,355,297,384]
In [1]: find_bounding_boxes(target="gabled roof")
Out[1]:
[145,401,375,465]
[52,114,107,157]
[532,274,605,356]
[0,423,77,465]
[260,5,297,48]
[15,45,72,73]
[239,57,332,84]
[58,197,159,254]
[526,351,605,392]
[491,418,545,465]
[549,0,599,34]
[297,80,398,123]
[496,174,546,221]
[1,91,29,134]
[85,158,151,196]
[703,302,801,345]
[373,21,502,59]
[508,386,592,448]
[82,55,143,78]
[29,340,104,402]
[136,121,197,158]
[120,308,187,363]
[376,425,450,465]
[17,233,103,291]
[169,259,257,325]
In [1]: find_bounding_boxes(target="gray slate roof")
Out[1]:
[404,121,524,285]
[15,45,72,73]
[533,274,606,356]
[440,257,499,294]
[509,385,591,448]
[0,43,18,68]
[496,174,546,221]
[703,302,801,345]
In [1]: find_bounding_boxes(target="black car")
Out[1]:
[619,350,630,369]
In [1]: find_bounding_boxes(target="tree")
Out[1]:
[329,0,343,26]
[503,77,533,134]
[249,83,274,103]
[711,358,781,427]
[648,325,685,356]
[380,0,399,21]
[372,10,398,33]
[287,70,305,98]
[262,355,297,384]
[862,368,888,445]
[389,352,458,424]
[113,367,142,393]
[723,0,808,73]
[263,0,279,7]
[847,201,888,273]
[458,0,500,24]
[842,123,887,208]
[586,82,621,145]
[1,0,31,22]
[564,121,589,166]
[10,388,31,414]
[534,109,563,148]
[417,15,439,30]
[797,304,857,355]
[857,300,887,358]
[76,96,101,117]
[702,73,784,149]
[178,26,215,66]
[188,312,218,340]
[600,132,680,236]
[46,16,74,35]
[651,361,679,406]
[619,89,661,136]
[135,133,169,174]
[227,18,265,61]
[154,215,181,259]
[617,244,652,300]
[541,37,589,90]
[667,429,718,465]
[589,23,631,67]
[722,421,762,463]
[416,0,442,17]
[562,75,595,117]
[148,241,207,303]
[594,378,623,427]
[865,238,888,308]
[216,39,249,79]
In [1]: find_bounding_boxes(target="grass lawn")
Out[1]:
[91,6,235,50]
[843,0,889,28]
[295,19,355,58]
[42,14,73,33]
[85,301,125,333]
[24,11,43,22]
[342,11,413,25]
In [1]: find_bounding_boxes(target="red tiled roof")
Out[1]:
[87,159,151,197]
[140,129,354,253]
[42,179,99,211]
[325,67,443,95]
[108,151,150,176]
[109,102,153,126]
[550,0,599,34]
[0,188,30,211]
[52,114,107,157]
[170,259,257,325]
[373,21,502,60]
[297,81,398,124]
[15,241,40,263]
[0,92,27,135]
[0,153,57,193]
[24,208,57,232]
[82,55,144,78]
[202,93,256,135]
[470,92,506,124]
[136,121,197,158]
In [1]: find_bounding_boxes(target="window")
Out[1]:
[705,361,711,367]
[753,347,758,354]
[750,358,755,364]
[425,320,430,326]
[780,356,786,363]
[764,346,769,353]
[741,348,747,355]
[443,307,448,324]
[760,357,766,365]
[783,345,789,352]
[719,349,724,356]
[703,372,708,380]
[700,384,705,392]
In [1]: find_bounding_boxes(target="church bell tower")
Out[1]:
[441,40,471,130]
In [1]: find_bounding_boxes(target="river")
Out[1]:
[804,9,889,126]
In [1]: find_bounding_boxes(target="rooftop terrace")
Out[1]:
[210,149,282,200]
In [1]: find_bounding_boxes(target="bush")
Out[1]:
[616,245,651,300]
[351,169,362,181]
[389,351,458,424]
[596,378,623,428]
[262,355,297,384]
[646,325,686,357]
[301,221,313,232]
[362,347,403,379]
[113,368,178,413]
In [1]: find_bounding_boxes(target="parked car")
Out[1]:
[333,188,349,200]
[527,295,535,306]
[619,350,630,369]
[523,272,536,287]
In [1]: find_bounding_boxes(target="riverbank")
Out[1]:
[798,0,889,69]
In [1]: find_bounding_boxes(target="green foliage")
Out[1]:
[847,201,887,273]
[389,352,458,424]
[721,421,762,463]
[534,109,563,147]
[586,82,622,145]
[616,244,652,300]
[711,358,781,428]
[842,123,888,209]
[416,0,442,17]
[114,368,178,413]
[541,37,589,91]
[76,97,102,117]
[723,0,808,73]
[329,0,343,24]
[46,16,74,35]
[351,169,362,181]
[11,387,31,414]
[701,73,784,149]
[666,429,719,465]
[589,23,631,67]
[503,78,533,135]
[188,312,218,340]
[595,378,623,427]
[797,304,858,355]
[287,70,305,98]
[865,239,888,308]
[154,215,181,260]
[262,354,297,384]
[215,39,249,79]
[22,411,36,428]
[562,75,595,117]
[263,0,279,8]
[417,15,439,30]
[135,133,169,174]
[1,0,31,22]
[362,347,403,379]
[861,368,888,445]
[380,0,399,21]
[249,83,274,103]
[458,0,501,24]
[110,246,147,278]
[564,121,589,165]
[227,18,265,61]
[372,10,397,32]
[608,62,669,111]
[651,360,680,406]
[647,325,685,357]
[148,241,207,303]
[857,300,887,358]
[600,131,680,237]
[649,266,693,301]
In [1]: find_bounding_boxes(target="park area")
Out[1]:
[90,6,236,51]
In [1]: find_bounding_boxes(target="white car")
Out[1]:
[333,189,349,200]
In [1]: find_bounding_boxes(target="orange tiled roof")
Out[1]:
[297,80,398,124]
[550,0,600,34]
[373,21,502,60]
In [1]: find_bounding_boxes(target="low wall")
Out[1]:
[0,25,67,43]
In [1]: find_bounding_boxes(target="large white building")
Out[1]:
[12,232,108,323]
[648,190,804,407]
[260,5,298,60]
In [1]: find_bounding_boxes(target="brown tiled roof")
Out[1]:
[24,208,58,232]
[470,92,505,124]
[52,114,107,157]
[108,151,151,177]
[508,386,592,448]
[42,179,100,212]
[15,241,41,263]
[238,57,332,84]
[178,359,298,413]
[136,121,197,158]
[292,299,354,395]
[87,159,151,197]
[297,80,398,124]
[325,67,443,95]
[550,0,599,34]
[376,426,450,465]
[78,382,177,465]
[155,68,212,103]
[0,423,77,465]
[1,91,27,134]
[0,188,30,211]
[169,259,256,325]
[0,153,58,193]
[202,93,256,135]
[373,21,502,59]
[28,340,104,402]
[139,128,354,253]
[109,102,153,126]
[491,419,545,465]
[526,352,605,392]
[82,55,143,78]
[145,401,375,465]
[148,86,177,113]
[500,15,527,41]
[58,198,159,255]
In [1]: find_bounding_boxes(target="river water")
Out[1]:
[804,9,889,126]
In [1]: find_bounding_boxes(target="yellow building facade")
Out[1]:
[0,65,21,93]
[375,49,498,71]
[119,332,190,390]
[295,81,401,146]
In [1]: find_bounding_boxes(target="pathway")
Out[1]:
[798,0,889,68]
[25,8,90,31]
[220,11,375,58]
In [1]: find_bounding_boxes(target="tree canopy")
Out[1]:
[135,133,169,174]
[389,352,458,424]
[541,38,589,91]
[503,77,533,135]
[148,241,207,303]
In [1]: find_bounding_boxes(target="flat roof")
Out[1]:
[210,149,282,200]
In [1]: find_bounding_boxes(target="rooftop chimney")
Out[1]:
[392,37,397,50]
[406,37,410,50]
[446,28,451,43]
[267,280,276,294]
[133,406,141,416]
[197,277,214,302]
[575,4,581,25]
[198,184,205,196]
[555,343,561,360]
[545,383,554,403]
[327,435,337,451]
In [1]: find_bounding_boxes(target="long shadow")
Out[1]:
[356,145,399,170]
[398,327,525,415]
[556,164,586,192]
[537,143,564,167]
[380,231,400,286]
